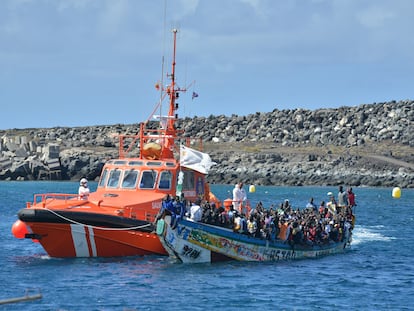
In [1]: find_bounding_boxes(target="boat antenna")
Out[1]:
[167,28,178,131]
[158,0,168,127]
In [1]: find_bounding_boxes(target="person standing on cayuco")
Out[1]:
[337,186,348,207]
[347,187,356,208]
[232,182,247,213]
[337,185,348,214]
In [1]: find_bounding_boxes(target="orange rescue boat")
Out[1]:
[12,29,219,258]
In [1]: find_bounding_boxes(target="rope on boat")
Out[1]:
[44,208,152,231]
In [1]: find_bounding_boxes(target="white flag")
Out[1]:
[180,145,216,174]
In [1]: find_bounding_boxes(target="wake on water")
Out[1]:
[352,225,395,246]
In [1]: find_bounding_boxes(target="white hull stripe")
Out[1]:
[88,226,97,257]
[70,224,97,257]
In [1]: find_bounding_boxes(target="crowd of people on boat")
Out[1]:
[159,184,356,247]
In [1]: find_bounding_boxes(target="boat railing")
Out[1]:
[118,126,204,159]
[30,193,80,208]
[224,199,252,216]
[29,194,159,222]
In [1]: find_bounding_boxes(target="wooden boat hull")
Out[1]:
[157,216,352,263]
[18,208,166,258]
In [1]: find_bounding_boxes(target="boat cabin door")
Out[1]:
[177,168,207,203]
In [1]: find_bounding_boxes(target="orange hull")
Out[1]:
[25,221,166,258]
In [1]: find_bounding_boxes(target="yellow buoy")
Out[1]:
[392,187,401,199]
[249,185,256,193]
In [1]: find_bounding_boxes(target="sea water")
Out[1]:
[1,181,413,310]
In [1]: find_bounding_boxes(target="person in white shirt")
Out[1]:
[189,199,202,222]
[78,178,90,200]
[232,182,247,213]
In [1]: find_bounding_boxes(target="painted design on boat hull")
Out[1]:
[159,216,351,264]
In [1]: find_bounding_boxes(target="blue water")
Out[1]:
[1,181,414,310]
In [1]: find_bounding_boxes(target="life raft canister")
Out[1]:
[142,142,162,160]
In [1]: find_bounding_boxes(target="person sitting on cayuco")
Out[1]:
[306,197,317,212]
[161,195,177,227]
[171,196,184,229]
[247,214,257,237]
[319,201,326,216]
[174,195,185,217]
[201,203,212,224]
[227,205,236,228]
[290,221,303,245]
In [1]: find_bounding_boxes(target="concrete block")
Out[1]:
[0,157,12,170]
[15,147,28,158]
[29,141,37,152]
[45,143,60,159]
[20,136,28,145]
[48,158,61,170]
[5,141,18,152]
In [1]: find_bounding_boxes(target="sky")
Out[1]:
[1,0,413,130]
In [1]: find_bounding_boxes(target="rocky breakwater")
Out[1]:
[0,100,413,187]
[0,125,133,181]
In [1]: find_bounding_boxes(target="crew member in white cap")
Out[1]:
[78,178,90,200]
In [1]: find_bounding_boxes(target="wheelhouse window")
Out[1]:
[121,169,139,189]
[182,170,195,191]
[128,161,143,166]
[114,160,127,165]
[158,170,172,190]
[107,169,121,188]
[140,170,157,189]
[98,168,109,188]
